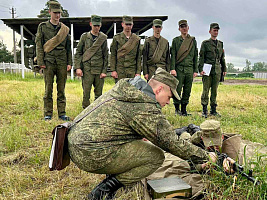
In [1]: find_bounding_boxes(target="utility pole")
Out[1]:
[10,7,17,63]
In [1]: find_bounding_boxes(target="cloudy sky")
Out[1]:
[0,0,267,69]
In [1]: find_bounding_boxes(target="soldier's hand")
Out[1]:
[100,73,107,79]
[223,72,227,76]
[40,65,46,69]
[111,71,118,79]
[223,157,235,174]
[144,74,149,80]
[170,70,177,77]
[135,74,140,77]
[208,152,217,163]
[76,69,83,77]
[67,65,72,71]
[201,152,217,170]
[200,71,205,75]
[193,72,198,78]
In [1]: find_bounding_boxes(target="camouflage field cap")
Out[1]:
[210,23,220,29]
[151,68,180,100]
[91,15,102,26]
[179,19,188,26]
[49,1,62,13]
[122,15,133,24]
[200,120,222,147]
[153,19,163,27]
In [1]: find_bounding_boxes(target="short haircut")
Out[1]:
[148,79,170,92]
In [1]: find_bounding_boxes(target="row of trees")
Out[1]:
[227,60,267,72]
[0,41,21,63]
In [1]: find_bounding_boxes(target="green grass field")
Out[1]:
[0,72,266,199]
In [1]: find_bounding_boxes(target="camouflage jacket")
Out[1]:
[74,32,108,74]
[142,36,170,75]
[35,21,72,66]
[110,32,142,75]
[68,76,209,169]
[198,38,226,75]
[171,35,198,73]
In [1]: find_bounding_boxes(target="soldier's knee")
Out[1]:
[151,146,165,166]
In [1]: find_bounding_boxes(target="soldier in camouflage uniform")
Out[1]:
[74,15,108,109]
[110,15,142,82]
[142,19,170,81]
[35,1,72,121]
[198,23,227,118]
[68,68,218,200]
[170,20,198,116]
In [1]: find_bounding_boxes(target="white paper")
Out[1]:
[203,64,212,76]
[49,128,57,169]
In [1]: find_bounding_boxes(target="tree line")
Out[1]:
[227,59,267,73]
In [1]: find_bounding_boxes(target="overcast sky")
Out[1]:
[0,0,267,69]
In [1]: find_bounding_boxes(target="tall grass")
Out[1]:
[0,72,266,199]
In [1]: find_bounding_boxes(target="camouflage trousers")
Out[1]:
[173,71,193,105]
[69,140,165,186]
[201,73,221,106]
[43,61,67,116]
[82,70,104,109]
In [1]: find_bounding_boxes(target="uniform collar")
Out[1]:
[209,38,218,47]
[152,35,161,41]
[122,32,132,40]
[87,31,99,40]
[179,34,190,40]
[46,20,61,30]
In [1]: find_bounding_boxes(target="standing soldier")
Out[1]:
[35,1,72,121]
[170,20,198,116]
[74,15,108,109]
[110,15,141,82]
[198,23,227,118]
[142,19,170,81]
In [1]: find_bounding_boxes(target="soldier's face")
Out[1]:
[153,26,162,35]
[209,28,219,38]
[179,25,189,35]
[122,22,133,32]
[49,11,61,22]
[155,85,172,107]
[90,22,101,34]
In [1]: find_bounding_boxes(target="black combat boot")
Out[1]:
[210,104,221,117]
[202,104,208,118]
[181,104,191,116]
[174,104,181,115]
[88,175,123,200]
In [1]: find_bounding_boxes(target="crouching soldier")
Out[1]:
[67,68,223,199]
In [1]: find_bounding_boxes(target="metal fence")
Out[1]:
[0,62,31,78]
[253,72,267,79]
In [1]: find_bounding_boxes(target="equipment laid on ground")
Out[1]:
[147,177,192,199]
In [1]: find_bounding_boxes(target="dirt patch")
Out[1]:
[223,79,267,85]
[194,79,267,85]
